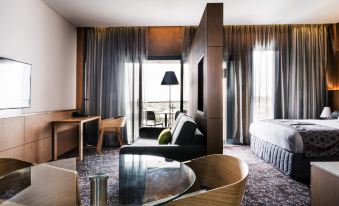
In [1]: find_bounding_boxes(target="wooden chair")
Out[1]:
[0,158,33,177]
[96,116,126,154]
[167,154,249,206]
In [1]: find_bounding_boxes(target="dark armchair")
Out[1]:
[119,113,206,162]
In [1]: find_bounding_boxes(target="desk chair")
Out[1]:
[96,116,126,154]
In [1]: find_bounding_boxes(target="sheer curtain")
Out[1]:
[252,47,275,121]
[84,27,147,146]
[124,62,141,143]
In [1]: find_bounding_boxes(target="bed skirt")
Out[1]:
[250,135,339,182]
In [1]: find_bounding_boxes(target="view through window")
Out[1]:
[252,49,275,121]
[142,60,189,127]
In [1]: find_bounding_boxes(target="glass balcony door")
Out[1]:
[141,60,188,127]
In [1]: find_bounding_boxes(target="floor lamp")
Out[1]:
[161,71,179,126]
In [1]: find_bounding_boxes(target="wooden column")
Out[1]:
[76,28,85,111]
[188,3,223,154]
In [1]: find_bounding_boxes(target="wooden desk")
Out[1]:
[52,116,101,161]
[311,162,339,206]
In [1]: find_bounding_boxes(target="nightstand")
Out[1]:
[311,162,339,206]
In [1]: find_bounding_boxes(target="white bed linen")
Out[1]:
[249,119,339,154]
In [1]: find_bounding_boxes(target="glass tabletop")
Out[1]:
[119,154,196,205]
[0,155,195,206]
[0,162,78,206]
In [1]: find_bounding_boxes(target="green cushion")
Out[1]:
[158,128,172,145]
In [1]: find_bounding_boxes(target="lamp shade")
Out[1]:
[161,71,179,85]
[320,107,331,119]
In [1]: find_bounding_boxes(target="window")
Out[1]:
[252,49,275,121]
[142,60,189,127]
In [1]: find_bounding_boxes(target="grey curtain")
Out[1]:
[84,27,147,146]
[224,24,333,144]
[287,25,329,119]
[224,26,256,144]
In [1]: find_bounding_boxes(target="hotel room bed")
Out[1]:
[250,119,339,182]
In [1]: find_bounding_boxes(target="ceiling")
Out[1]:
[43,0,339,27]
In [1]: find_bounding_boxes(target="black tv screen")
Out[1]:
[197,56,204,113]
[0,57,31,109]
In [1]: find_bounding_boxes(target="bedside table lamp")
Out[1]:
[320,107,331,119]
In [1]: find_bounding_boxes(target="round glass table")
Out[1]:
[0,155,196,206]
[119,154,196,205]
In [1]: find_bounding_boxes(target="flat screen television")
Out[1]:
[197,56,204,114]
[0,57,31,109]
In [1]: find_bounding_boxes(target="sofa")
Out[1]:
[119,113,206,162]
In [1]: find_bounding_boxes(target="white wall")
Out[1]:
[0,0,77,116]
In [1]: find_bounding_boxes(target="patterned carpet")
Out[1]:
[62,145,310,206]
[223,145,310,206]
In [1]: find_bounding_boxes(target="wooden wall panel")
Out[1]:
[76,28,85,110]
[207,119,223,154]
[336,23,339,91]
[206,47,223,119]
[329,91,339,110]
[207,5,223,47]
[148,27,183,57]
[0,117,25,152]
[188,3,223,154]
[52,111,76,132]
[336,23,339,51]
[52,110,74,120]
[329,23,339,109]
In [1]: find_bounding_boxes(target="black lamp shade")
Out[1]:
[161,71,179,85]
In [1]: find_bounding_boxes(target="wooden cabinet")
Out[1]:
[0,117,25,151]
[23,137,52,164]
[1,137,53,164]
[37,137,52,163]
[0,146,24,161]
[24,113,52,143]
[0,110,76,163]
